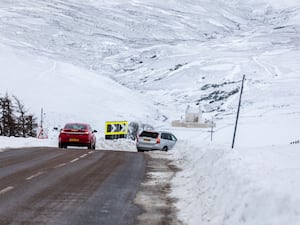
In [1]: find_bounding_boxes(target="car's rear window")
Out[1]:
[139,131,159,138]
[65,124,87,130]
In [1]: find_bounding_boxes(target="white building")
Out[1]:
[185,105,202,123]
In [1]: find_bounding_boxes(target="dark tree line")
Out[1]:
[0,93,37,137]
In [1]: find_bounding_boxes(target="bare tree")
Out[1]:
[0,94,37,137]
[13,95,26,137]
[13,95,38,137]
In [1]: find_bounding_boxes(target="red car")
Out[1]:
[58,123,97,149]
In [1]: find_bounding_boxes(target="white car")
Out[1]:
[136,131,177,152]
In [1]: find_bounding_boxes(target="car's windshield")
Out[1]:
[140,131,159,138]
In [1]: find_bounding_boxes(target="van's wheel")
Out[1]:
[162,146,168,152]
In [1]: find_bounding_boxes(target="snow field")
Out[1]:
[0,0,300,225]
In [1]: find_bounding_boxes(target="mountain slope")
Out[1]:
[1,0,299,127]
[1,1,300,225]
[0,43,157,133]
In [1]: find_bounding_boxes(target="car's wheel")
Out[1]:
[137,148,144,152]
[58,142,65,148]
[162,146,168,152]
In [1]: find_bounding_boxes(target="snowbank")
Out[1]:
[0,136,57,151]
[170,140,300,225]
[0,135,136,152]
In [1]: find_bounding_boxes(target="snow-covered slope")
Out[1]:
[1,0,300,224]
[0,43,158,133]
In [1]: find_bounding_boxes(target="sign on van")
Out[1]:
[105,121,128,139]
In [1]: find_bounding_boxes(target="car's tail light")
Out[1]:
[156,138,160,144]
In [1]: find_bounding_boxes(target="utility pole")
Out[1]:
[210,117,214,142]
[232,75,246,149]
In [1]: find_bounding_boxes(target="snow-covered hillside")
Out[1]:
[1,0,300,224]
[0,43,159,133]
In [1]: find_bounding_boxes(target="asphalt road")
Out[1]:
[0,147,146,225]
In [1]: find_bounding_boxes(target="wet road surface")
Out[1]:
[0,147,146,225]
